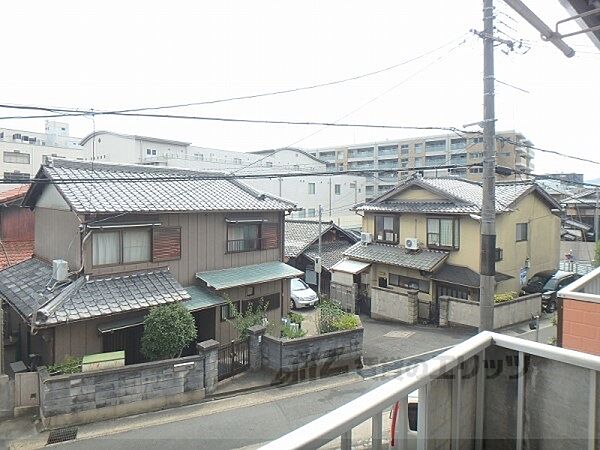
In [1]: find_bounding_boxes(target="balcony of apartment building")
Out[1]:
[424,139,448,155]
[377,159,399,170]
[377,145,399,160]
[318,151,337,162]
[450,138,467,152]
[377,171,398,184]
[262,332,600,450]
[348,161,375,171]
[348,147,375,160]
[425,155,447,168]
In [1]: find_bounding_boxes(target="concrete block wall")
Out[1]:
[561,298,600,356]
[260,324,364,375]
[439,294,541,330]
[38,352,210,429]
[370,287,418,324]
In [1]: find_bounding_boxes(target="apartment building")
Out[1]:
[81,131,367,227]
[308,130,535,200]
[0,121,85,186]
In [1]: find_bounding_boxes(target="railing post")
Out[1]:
[588,370,596,450]
[397,395,409,449]
[417,383,429,450]
[516,352,525,450]
[341,430,352,450]
[475,350,485,450]
[452,364,462,450]
[371,411,383,450]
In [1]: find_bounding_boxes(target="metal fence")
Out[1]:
[560,260,594,276]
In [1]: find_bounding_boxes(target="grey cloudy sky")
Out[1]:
[1,1,598,178]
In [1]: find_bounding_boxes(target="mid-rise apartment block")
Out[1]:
[308,130,535,200]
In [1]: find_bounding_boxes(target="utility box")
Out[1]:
[82,351,125,372]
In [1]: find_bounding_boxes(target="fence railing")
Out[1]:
[259,331,600,450]
[226,238,261,253]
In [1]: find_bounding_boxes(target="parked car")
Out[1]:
[521,270,579,312]
[290,278,319,309]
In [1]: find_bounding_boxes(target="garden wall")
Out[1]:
[38,340,219,429]
[370,287,418,324]
[439,293,542,330]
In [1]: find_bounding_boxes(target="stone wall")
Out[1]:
[370,287,418,324]
[439,294,541,330]
[256,323,364,376]
[38,341,218,429]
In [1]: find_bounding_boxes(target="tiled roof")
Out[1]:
[0,185,28,204]
[0,258,189,327]
[0,241,34,269]
[431,264,512,288]
[344,242,448,272]
[284,219,358,258]
[196,261,303,290]
[357,178,556,215]
[24,158,296,213]
[183,285,227,311]
[304,241,355,271]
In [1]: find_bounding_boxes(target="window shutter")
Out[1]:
[152,227,181,262]
[261,223,279,250]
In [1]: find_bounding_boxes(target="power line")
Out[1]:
[0,34,470,122]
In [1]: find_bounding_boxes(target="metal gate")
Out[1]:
[218,338,249,381]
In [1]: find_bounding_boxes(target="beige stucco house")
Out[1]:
[333,176,561,320]
[0,158,301,368]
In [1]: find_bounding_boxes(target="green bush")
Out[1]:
[141,303,197,361]
[227,298,269,339]
[317,299,359,333]
[48,356,82,375]
[494,291,518,304]
[281,323,306,339]
[288,311,304,325]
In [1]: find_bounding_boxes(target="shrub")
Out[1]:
[494,291,518,304]
[281,323,306,339]
[48,356,82,375]
[227,298,269,339]
[317,299,359,333]
[141,303,197,361]
[288,311,304,325]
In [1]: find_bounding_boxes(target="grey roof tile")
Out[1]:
[304,241,355,271]
[284,219,358,258]
[0,258,189,327]
[343,242,448,272]
[26,158,296,213]
[431,264,512,288]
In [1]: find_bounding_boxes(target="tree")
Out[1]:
[141,303,197,361]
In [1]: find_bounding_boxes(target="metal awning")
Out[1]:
[97,314,145,334]
[331,259,371,275]
[183,286,227,311]
[196,261,303,290]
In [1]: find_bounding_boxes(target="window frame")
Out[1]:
[226,222,261,253]
[516,223,528,242]
[3,151,30,164]
[308,183,316,194]
[334,184,341,195]
[427,217,460,250]
[92,228,153,268]
[374,215,399,244]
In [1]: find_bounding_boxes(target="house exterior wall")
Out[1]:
[82,211,284,286]
[1,206,34,241]
[561,298,600,356]
[34,207,81,269]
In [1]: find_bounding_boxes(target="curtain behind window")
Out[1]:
[93,231,120,266]
[440,220,453,247]
[123,229,151,263]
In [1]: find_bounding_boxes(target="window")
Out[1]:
[308,183,316,194]
[4,172,30,182]
[334,184,341,195]
[375,215,399,243]
[220,302,237,321]
[450,138,467,150]
[438,283,469,300]
[470,152,483,159]
[516,223,528,242]
[427,218,460,249]
[246,286,255,297]
[495,248,503,262]
[414,157,424,167]
[307,208,316,217]
[146,148,157,156]
[471,137,483,144]
[414,143,424,153]
[227,223,260,252]
[425,140,446,152]
[297,210,306,219]
[3,151,30,164]
[92,228,152,266]
[469,167,483,173]
[233,158,242,165]
[378,277,388,288]
[389,273,429,293]
[265,161,273,167]
[400,144,409,154]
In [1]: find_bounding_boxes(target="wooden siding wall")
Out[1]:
[1,206,34,241]
[84,211,284,286]
[34,207,81,269]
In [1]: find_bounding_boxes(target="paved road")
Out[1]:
[55,376,388,450]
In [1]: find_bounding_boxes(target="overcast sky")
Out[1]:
[1,1,598,178]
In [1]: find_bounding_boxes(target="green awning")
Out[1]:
[183,286,227,312]
[97,314,145,334]
[196,261,303,290]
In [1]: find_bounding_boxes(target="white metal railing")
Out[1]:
[260,332,600,450]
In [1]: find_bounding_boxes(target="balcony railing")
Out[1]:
[260,331,600,450]
[226,238,261,253]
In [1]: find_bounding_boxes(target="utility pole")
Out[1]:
[479,0,496,332]
[317,205,323,296]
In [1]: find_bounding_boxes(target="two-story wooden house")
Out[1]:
[0,158,301,367]
[335,176,561,319]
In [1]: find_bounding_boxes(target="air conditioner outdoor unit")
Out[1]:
[405,237,419,250]
[52,259,69,282]
[360,232,372,244]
